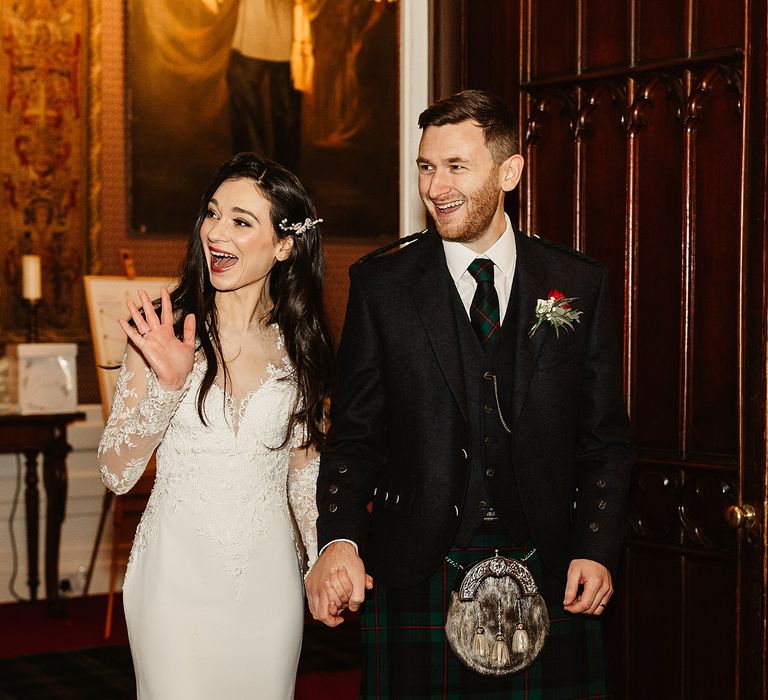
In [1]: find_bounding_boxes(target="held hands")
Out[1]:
[119,288,196,391]
[305,541,373,627]
[563,558,613,616]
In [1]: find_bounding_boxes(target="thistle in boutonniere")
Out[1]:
[529,289,583,338]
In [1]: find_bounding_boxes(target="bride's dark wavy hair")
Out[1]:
[170,152,334,450]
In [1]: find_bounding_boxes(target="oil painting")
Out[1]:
[128,0,399,238]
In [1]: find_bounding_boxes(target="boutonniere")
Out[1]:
[529,289,583,338]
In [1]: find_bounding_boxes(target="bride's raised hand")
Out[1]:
[118,287,196,391]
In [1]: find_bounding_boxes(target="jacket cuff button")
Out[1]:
[589,522,600,532]
[598,500,607,510]
[596,479,606,488]
[338,465,348,474]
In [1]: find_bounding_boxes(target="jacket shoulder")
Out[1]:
[353,229,431,270]
[524,233,606,272]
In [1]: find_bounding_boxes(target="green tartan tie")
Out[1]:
[467,258,500,349]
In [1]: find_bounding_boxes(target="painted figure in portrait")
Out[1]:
[129,0,397,238]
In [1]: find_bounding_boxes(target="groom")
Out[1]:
[306,89,634,697]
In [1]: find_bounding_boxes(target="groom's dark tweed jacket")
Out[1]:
[317,228,634,589]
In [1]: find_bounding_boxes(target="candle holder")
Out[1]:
[24,299,41,343]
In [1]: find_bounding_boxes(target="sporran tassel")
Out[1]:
[471,625,489,659]
[512,624,529,654]
[512,599,529,654]
[492,632,510,666]
[492,597,510,666]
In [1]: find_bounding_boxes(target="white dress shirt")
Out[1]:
[442,213,517,323]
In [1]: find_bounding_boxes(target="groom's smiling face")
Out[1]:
[416,120,505,248]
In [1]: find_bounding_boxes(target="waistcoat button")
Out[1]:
[328,485,338,494]
[329,504,338,513]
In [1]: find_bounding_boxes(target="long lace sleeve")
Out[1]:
[287,429,320,573]
[98,347,191,495]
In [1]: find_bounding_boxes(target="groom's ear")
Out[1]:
[500,154,525,192]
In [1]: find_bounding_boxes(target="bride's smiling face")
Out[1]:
[200,178,293,292]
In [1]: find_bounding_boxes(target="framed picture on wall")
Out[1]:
[83,276,177,418]
[127,0,399,239]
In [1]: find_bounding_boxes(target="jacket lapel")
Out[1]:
[410,233,469,423]
[510,229,552,430]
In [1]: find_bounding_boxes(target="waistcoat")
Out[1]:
[450,281,529,546]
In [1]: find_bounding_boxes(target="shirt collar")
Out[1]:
[442,213,516,284]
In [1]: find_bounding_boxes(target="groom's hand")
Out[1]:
[305,541,372,627]
[563,558,613,615]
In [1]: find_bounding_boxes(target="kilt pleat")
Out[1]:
[360,532,610,699]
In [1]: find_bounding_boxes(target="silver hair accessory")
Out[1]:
[278,217,323,236]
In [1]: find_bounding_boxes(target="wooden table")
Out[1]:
[0,412,85,613]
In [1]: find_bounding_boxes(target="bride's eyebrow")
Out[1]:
[232,206,257,221]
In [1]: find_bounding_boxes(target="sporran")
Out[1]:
[444,550,549,676]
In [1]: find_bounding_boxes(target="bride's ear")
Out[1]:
[275,236,294,262]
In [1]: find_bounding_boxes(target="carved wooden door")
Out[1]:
[433,0,768,697]
[517,1,767,697]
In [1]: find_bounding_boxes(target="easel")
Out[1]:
[82,250,175,637]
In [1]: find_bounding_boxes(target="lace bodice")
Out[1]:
[98,334,319,595]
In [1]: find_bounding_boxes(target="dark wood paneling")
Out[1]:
[577,81,627,330]
[583,0,629,69]
[532,0,576,78]
[324,240,379,343]
[465,1,518,99]
[627,464,681,543]
[525,91,576,245]
[432,1,466,99]
[625,549,683,698]
[632,75,684,451]
[679,470,737,549]
[695,0,745,54]
[636,0,686,63]
[739,0,768,695]
[687,67,742,457]
[686,557,737,699]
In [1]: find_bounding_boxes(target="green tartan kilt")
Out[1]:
[359,532,610,699]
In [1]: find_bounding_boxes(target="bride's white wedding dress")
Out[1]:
[98,330,318,699]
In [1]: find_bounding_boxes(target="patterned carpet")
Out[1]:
[0,607,362,699]
[0,647,134,700]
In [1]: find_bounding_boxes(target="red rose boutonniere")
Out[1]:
[528,288,583,338]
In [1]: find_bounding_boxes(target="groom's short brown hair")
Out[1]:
[418,89,518,163]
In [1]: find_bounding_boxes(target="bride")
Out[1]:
[98,153,334,699]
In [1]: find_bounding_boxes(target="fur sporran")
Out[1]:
[445,553,549,676]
